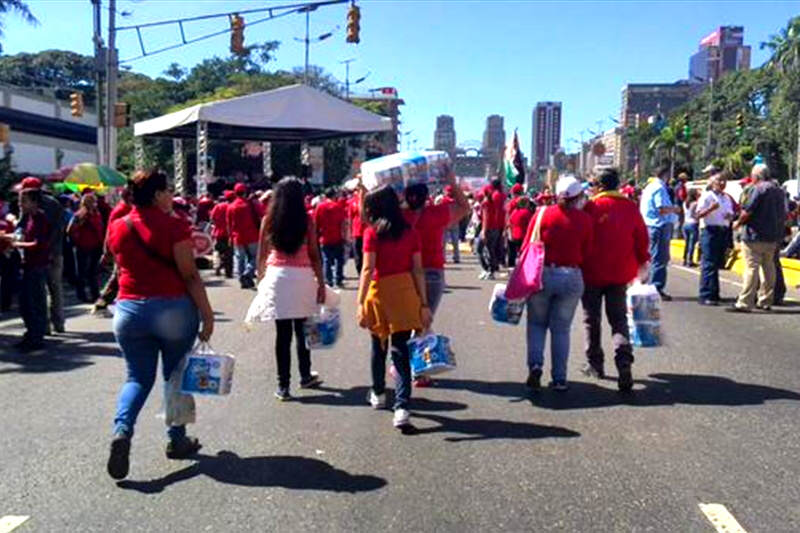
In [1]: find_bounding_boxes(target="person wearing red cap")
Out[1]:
[479,178,506,280]
[210,190,234,278]
[226,183,262,288]
[313,189,347,288]
[196,194,214,225]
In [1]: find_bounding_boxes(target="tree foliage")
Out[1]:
[0,0,37,52]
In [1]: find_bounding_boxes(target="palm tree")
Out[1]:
[0,0,37,52]
[648,126,689,180]
[760,15,800,72]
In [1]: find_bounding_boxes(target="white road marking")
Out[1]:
[699,503,748,533]
[0,516,30,533]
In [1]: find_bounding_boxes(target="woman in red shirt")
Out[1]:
[507,197,533,267]
[522,176,593,392]
[67,194,104,303]
[104,169,214,480]
[357,185,432,430]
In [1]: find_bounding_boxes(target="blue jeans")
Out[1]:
[20,267,47,343]
[445,227,460,263]
[682,223,699,264]
[699,226,728,302]
[112,296,199,441]
[425,268,445,315]
[234,242,258,283]
[526,267,584,383]
[647,224,673,291]
[322,243,345,286]
[371,331,413,409]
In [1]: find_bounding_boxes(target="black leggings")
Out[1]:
[275,318,311,389]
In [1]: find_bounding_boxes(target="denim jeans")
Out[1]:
[682,223,699,264]
[371,331,413,410]
[647,224,673,291]
[234,242,258,283]
[321,243,345,286]
[112,296,199,441]
[425,268,445,315]
[275,318,312,389]
[581,284,633,372]
[445,227,460,263]
[20,267,48,343]
[526,267,584,383]
[699,226,727,302]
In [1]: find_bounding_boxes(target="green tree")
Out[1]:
[0,50,95,102]
[648,126,689,179]
[761,15,800,72]
[0,0,37,52]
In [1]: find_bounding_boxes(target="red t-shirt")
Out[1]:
[484,190,506,230]
[210,202,229,239]
[314,199,346,246]
[108,201,132,227]
[226,197,261,246]
[523,205,593,267]
[107,206,192,300]
[69,210,104,250]
[403,203,450,270]
[196,197,214,223]
[348,196,363,238]
[509,207,533,241]
[21,209,50,269]
[362,226,421,280]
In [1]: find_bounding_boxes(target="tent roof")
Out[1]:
[134,84,392,142]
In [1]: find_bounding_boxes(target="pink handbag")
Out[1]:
[504,207,546,300]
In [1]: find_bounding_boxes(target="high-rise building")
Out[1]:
[531,102,562,171]
[433,115,456,156]
[482,115,505,165]
[689,26,751,82]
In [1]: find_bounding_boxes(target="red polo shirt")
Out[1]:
[483,190,506,230]
[69,210,104,250]
[314,199,346,246]
[523,205,593,268]
[21,209,50,269]
[363,226,421,280]
[226,197,261,246]
[210,202,229,239]
[509,207,533,241]
[348,196,364,239]
[403,203,450,270]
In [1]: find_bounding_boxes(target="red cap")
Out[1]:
[234,183,248,195]
[444,185,453,195]
[223,190,235,201]
[21,177,42,189]
[511,183,523,195]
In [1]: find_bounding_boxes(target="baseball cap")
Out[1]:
[223,190,235,201]
[234,183,248,195]
[511,183,523,195]
[556,176,583,199]
[21,177,42,189]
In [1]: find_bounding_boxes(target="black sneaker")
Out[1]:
[166,436,202,460]
[299,372,322,389]
[525,368,542,390]
[618,368,634,393]
[550,381,570,392]
[581,362,605,379]
[657,290,673,302]
[107,434,131,480]
[274,387,291,401]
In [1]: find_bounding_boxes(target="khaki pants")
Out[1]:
[736,241,778,309]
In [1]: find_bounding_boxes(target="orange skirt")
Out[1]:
[362,272,422,342]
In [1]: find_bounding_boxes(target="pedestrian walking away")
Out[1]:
[357,185,432,430]
[104,169,214,481]
[479,179,506,280]
[227,183,262,289]
[245,177,326,401]
[314,189,347,288]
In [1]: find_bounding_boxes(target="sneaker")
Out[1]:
[657,290,673,302]
[53,323,65,334]
[393,408,411,428]
[550,380,569,392]
[486,272,496,280]
[525,367,542,390]
[478,271,489,280]
[618,368,634,393]
[756,304,772,311]
[581,362,605,379]
[698,299,718,306]
[274,387,291,401]
[299,371,322,389]
[165,436,202,460]
[106,434,131,480]
[725,305,751,313]
[368,390,386,409]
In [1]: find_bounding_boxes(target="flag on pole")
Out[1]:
[504,130,526,188]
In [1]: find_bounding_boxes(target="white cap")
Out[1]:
[556,176,583,199]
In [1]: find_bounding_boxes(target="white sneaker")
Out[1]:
[393,408,410,428]
[368,390,385,409]
[478,271,489,280]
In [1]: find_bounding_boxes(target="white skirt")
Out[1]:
[245,266,318,322]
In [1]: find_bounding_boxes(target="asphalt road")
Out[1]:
[1,256,800,532]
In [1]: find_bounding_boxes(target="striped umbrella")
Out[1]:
[63,163,127,189]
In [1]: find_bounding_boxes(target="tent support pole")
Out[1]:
[134,137,144,171]
[173,138,185,192]
[196,121,209,197]
[262,141,273,181]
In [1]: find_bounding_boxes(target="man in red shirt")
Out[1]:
[196,194,214,224]
[581,168,650,392]
[226,183,261,288]
[314,189,347,287]
[480,178,506,280]
[210,190,234,278]
[347,192,364,275]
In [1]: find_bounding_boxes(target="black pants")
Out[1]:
[774,247,786,304]
[353,237,364,276]
[370,331,412,410]
[485,229,503,273]
[0,250,20,311]
[275,318,312,389]
[581,284,634,372]
[508,239,522,268]
[75,247,102,302]
[215,237,234,278]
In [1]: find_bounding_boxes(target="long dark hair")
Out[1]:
[364,185,408,241]
[266,177,308,254]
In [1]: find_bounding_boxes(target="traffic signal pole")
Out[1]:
[106,0,118,168]
[91,0,105,165]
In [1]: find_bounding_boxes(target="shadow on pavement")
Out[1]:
[435,373,800,410]
[408,413,580,442]
[0,330,120,374]
[294,385,468,412]
[443,285,482,291]
[117,451,387,494]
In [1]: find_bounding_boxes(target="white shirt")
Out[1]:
[697,190,734,228]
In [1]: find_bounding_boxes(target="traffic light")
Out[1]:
[736,112,744,137]
[346,4,360,44]
[69,92,84,117]
[0,123,10,145]
[230,14,245,55]
[113,102,130,128]
[682,113,691,140]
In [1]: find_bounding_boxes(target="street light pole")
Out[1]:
[106,0,118,168]
[304,8,310,84]
[340,58,355,99]
[706,77,714,160]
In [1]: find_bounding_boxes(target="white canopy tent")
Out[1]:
[133,84,392,194]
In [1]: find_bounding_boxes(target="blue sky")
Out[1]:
[5,0,798,156]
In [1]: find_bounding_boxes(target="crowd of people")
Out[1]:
[0,158,791,481]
